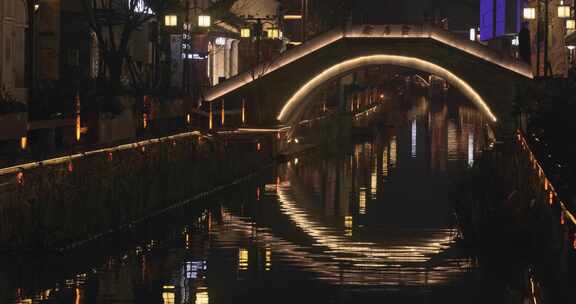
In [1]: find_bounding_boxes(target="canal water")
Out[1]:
[2,93,528,303]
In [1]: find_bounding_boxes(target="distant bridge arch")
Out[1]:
[204,24,532,131]
[278,54,497,125]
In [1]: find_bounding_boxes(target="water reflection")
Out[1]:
[5,93,496,303]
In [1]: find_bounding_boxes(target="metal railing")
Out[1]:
[0,130,207,178]
[516,130,576,237]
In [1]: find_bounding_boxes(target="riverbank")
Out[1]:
[0,130,276,250]
[455,135,575,303]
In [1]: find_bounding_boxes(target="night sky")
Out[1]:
[349,0,480,31]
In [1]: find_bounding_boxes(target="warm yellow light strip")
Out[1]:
[278,55,498,123]
[204,30,342,101]
[517,131,576,226]
[203,24,532,103]
[276,177,457,264]
[0,131,205,177]
[284,15,303,20]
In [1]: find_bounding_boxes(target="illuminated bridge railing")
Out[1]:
[516,131,576,251]
[204,24,533,103]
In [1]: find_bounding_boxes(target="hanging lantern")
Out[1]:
[558,1,571,18]
[20,136,27,150]
[523,7,536,20]
[221,100,225,127]
[209,102,213,130]
[241,99,246,125]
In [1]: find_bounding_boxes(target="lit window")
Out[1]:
[239,249,249,270]
[469,28,476,41]
[162,292,175,304]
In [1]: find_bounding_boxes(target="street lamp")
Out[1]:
[165,15,178,27]
[198,15,211,27]
[523,7,537,20]
[267,28,280,39]
[567,19,576,30]
[522,1,574,77]
[558,1,571,18]
[241,28,251,38]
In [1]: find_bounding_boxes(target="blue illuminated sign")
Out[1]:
[480,0,522,41]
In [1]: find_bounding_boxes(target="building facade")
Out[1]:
[0,0,29,102]
[479,0,572,77]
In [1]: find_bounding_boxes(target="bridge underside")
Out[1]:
[204,25,532,134]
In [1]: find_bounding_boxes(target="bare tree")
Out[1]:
[80,0,180,90]
[246,36,283,124]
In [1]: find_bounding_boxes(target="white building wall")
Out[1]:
[208,37,239,86]
[230,40,239,76]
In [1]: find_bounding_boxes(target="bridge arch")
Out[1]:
[278,54,498,125]
[203,25,532,132]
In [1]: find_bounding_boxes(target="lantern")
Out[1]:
[558,1,571,18]
[20,137,27,150]
[241,28,251,38]
[165,15,178,27]
[267,28,280,39]
[198,15,211,27]
[567,19,576,30]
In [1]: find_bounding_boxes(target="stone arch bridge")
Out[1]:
[203,24,532,133]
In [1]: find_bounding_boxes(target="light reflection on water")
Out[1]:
[5,95,496,304]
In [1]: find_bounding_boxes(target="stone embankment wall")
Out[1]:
[0,132,272,250]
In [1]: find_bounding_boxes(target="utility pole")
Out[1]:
[544,0,550,77]
[537,0,541,77]
[242,16,277,67]
[256,19,262,67]
[240,15,278,125]
[302,0,308,42]
[26,0,38,99]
